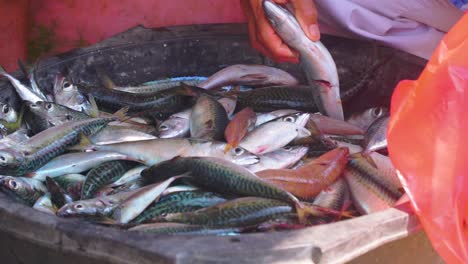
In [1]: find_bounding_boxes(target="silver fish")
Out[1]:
[198,64,299,90]
[263,1,343,120]
[239,121,310,155]
[0,103,17,123]
[91,138,259,166]
[347,107,388,131]
[91,126,157,145]
[108,165,147,188]
[363,115,389,152]
[0,176,46,206]
[160,98,235,139]
[30,151,134,180]
[255,109,299,126]
[53,75,92,114]
[0,65,45,103]
[246,146,308,172]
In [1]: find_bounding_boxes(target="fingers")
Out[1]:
[249,0,299,63]
[290,0,320,41]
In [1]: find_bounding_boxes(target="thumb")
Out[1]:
[290,0,320,41]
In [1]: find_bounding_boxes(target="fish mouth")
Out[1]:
[233,156,260,166]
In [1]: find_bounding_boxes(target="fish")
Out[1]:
[198,64,299,90]
[256,147,349,200]
[97,70,207,93]
[110,176,185,224]
[81,160,137,199]
[25,101,89,134]
[363,115,389,153]
[0,176,46,206]
[77,82,210,114]
[159,98,236,139]
[347,107,388,131]
[224,107,257,152]
[128,222,241,236]
[368,152,402,189]
[309,114,364,135]
[0,103,24,134]
[32,193,57,215]
[18,60,48,101]
[91,126,157,145]
[239,121,310,155]
[246,146,308,172]
[190,95,229,140]
[30,151,134,180]
[108,165,147,188]
[343,153,404,214]
[158,109,191,138]
[131,190,226,224]
[0,65,45,103]
[141,157,344,223]
[88,138,259,166]
[53,74,93,114]
[263,1,343,120]
[236,85,319,113]
[311,179,350,224]
[57,190,137,218]
[255,109,299,126]
[0,103,18,124]
[0,129,29,149]
[0,109,126,176]
[161,197,296,228]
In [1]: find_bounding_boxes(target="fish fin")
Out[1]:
[69,133,94,151]
[87,94,99,118]
[224,143,233,154]
[95,67,116,89]
[113,107,130,122]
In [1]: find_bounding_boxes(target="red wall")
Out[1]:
[0,0,246,71]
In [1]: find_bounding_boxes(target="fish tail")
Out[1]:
[0,65,6,75]
[113,106,130,122]
[95,67,117,89]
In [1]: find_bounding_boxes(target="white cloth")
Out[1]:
[315,0,464,59]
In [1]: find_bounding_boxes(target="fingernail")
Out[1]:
[308,24,320,41]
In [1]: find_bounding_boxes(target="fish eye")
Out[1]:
[159,124,169,131]
[74,204,84,210]
[2,105,9,114]
[45,103,53,110]
[284,146,293,151]
[65,115,73,121]
[9,180,18,189]
[372,108,383,117]
[284,116,296,123]
[63,81,72,90]
[233,147,244,156]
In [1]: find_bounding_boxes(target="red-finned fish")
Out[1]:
[224,107,256,153]
[256,147,349,200]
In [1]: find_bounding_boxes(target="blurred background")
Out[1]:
[0,0,246,71]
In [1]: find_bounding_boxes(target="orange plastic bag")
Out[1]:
[388,14,468,264]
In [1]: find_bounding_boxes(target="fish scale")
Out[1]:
[132,191,226,224]
[163,197,294,227]
[81,160,136,199]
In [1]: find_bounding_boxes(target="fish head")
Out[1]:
[0,149,22,174]
[282,145,309,157]
[0,103,17,123]
[159,117,189,138]
[225,146,259,166]
[347,107,388,130]
[263,0,305,48]
[0,176,33,200]
[57,200,99,217]
[277,112,310,127]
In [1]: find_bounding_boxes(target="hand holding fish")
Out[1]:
[240,0,320,63]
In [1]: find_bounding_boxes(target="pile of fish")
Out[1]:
[0,1,403,236]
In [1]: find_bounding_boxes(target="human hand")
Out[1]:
[241,0,320,63]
